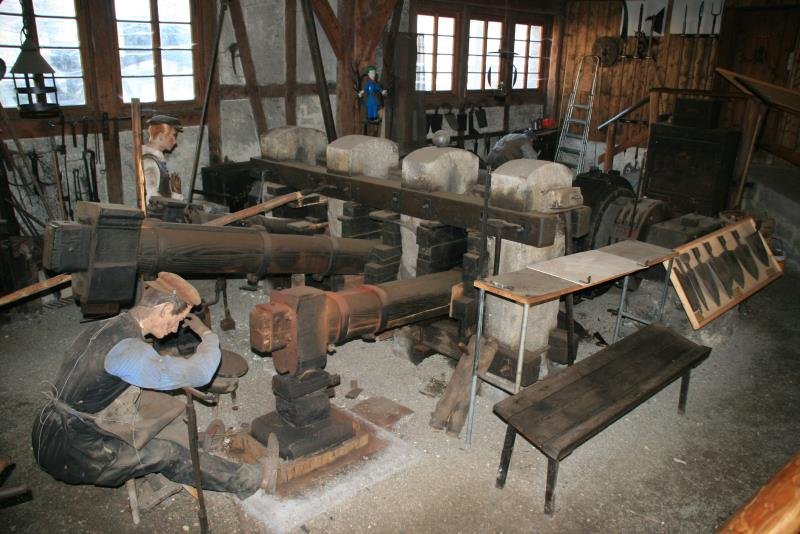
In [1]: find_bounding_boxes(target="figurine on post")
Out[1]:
[358,65,388,123]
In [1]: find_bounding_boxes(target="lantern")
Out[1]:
[10,34,60,117]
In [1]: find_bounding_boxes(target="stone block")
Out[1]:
[490,159,574,213]
[260,126,327,165]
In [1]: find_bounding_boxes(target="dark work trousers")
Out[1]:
[32,404,262,499]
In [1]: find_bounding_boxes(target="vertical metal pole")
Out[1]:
[563,212,576,365]
[612,275,630,343]
[465,287,486,448]
[657,258,674,322]
[183,389,209,534]
[514,303,530,392]
[300,0,337,142]
[187,0,227,205]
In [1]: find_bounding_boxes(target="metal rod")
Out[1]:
[612,275,630,343]
[183,388,209,534]
[187,0,227,205]
[300,0,336,142]
[563,212,576,365]
[657,258,674,322]
[514,303,530,392]
[465,287,486,447]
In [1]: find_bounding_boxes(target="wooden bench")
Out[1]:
[493,323,711,515]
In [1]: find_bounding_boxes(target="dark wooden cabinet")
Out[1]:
[644,123,740,216]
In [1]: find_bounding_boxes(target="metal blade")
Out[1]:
[718,236,744,288]
[704,242,733,299]
[744,231,770,267]
[731,230,759,279]
[692,247,720,307]
[674,259,701,312]
[680,254,708,311]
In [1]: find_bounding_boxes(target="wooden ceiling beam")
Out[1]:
[356,0,400,66]
[311,0,343,60]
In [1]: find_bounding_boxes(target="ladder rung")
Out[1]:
[572,104,590,110]
[564,133,583,140]
[567,118,588,126]
[559,147,581,156]
[556,160,578,169]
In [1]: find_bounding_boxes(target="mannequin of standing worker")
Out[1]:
[142,115,184,204]
[358,66,388,123]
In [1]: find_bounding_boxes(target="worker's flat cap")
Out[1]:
[144,272,201,306]
[147,114,183,131]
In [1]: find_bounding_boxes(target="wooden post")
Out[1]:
[131,99,146,212]
[604,122,616,172]
[229,0,269,138]
[285,0,298,125]
[731,97,768,209]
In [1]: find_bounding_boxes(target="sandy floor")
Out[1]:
[1,269,798,533]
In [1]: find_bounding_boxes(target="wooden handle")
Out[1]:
[204,191,303,227]
[0,274,72,308]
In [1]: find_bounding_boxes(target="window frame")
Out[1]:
[413,7,460,96]
[465,15,506,94]
[413,2,553,107]
[1,0,212,138]
[112,0,201,106]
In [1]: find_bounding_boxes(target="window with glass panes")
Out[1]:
[467,19,503,91]
[115,0,195,103]
[415,14,454,92]
[0,0,85,107]
[512,23,544,90]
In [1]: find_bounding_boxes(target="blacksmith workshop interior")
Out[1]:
[1,0,799,532]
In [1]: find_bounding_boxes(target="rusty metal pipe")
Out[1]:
[135,220,376,277]
[251,270,462,374]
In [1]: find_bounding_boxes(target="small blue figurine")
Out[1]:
[358,65,388,123]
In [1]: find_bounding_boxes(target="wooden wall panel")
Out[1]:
[559,1,723,143]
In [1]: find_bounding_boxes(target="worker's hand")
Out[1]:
[358,90,364,98]
[170,173,182,194]
[184,314,211,337]
[381,89,388,96]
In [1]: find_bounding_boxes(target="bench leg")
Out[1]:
[496,426,516,489]
[678,369,691,415]
[544,458,559,516]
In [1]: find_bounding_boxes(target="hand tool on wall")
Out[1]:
[72,167,82,201]
[644,8,665,60]
[82,118,99,202]
[704,242,733,299]
[717,235,744,288]
[680,253,708,310]
[691,247,720,306]
[681,3,688,35]
[710,2,721,34]
[744,230,770,268]
[70,121,77,148]
[731,230,759,279]
[696,1,705,36]
[634,3,646,59]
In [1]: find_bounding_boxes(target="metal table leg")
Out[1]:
[514,304,530,392]
[612,275,630,343]
[465,288,486,448]
[657,258,674,322]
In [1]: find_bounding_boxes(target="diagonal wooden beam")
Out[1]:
[356,0,400,63]
[229,0,269,138]
[310,0,342,60]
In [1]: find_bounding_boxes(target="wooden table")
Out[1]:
[465,239,676,445]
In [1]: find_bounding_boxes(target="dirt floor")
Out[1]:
[1,269,799,533]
